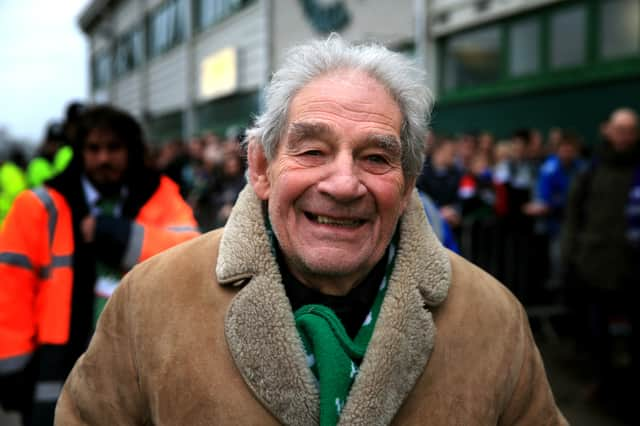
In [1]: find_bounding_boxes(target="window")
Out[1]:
[149,0,188,58]
[115,27,144,76]
[600,0,640,60]
[198,0,245,30]
[92,50,112,89]
[509,18,540,76]
[550,5,586,69]
[443,27,501,91]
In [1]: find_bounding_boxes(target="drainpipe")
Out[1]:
[414,0,437,98]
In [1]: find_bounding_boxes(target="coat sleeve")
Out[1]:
[559,171,587,268]
[125,176,200,268]
[0,191,48,365]
[498,303,568,426]
[0,191,44,413]
[54,274,146,425]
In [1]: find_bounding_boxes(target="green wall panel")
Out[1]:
[431,77,640,145]
[196,91,260,136]
[147,110,184,144]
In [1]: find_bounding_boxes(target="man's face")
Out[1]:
[434,142,456,168]
[83,128,128,189]
[557,143,577,166]
[511,138,526,160]
[252,70,413,288]
[606,112,638,152]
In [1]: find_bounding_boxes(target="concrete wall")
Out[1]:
[429,0,565,37]
[113,72,144,115]
[147,46,189,114]
[114,0,141,33]
[85,0,268,116]
[194,1,268,98]
[272,0,415,68]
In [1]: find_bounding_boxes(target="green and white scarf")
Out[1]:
[295,242,395,426]
[93,196,124,327]
[266,217,397,425]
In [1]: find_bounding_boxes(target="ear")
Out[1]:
[400,176,417,212]
[247,140,271,200]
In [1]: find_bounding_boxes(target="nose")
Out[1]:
[96,147,111,164]
[316,153,367,202]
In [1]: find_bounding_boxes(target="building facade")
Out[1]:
[79,0,640,144]
[78,0,416,143]
[429,0,640,142]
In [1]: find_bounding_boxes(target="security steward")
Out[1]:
[0,105,200,425]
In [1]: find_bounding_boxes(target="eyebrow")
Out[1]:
[365,134,402,158]
[287,121,335,147]
[287,121,402,157]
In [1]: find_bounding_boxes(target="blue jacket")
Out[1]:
[536,155,585,235]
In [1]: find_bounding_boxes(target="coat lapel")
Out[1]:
[217,186,451,426]
[217,186,319,425]
[338,190,451,425]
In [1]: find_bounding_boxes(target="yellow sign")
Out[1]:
[199,47,238,100]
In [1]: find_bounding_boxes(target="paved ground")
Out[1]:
[531,311,632,426]
[0,409,20,426]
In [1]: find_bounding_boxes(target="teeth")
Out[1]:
[316,215,360,226]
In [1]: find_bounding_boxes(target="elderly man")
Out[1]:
[55,38,565,425]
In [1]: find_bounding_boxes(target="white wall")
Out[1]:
[113,72,144,116]
[194,1,268,98]
[272,0,415,68]
[145,0,165,13]
[147,46,189,114]
[429,0,565,37]
[114,0,142,33]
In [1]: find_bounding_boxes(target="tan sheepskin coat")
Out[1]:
[55,186,567,425]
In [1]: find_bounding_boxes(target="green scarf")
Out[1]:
[265,215,397,425]
[294,244,396,426]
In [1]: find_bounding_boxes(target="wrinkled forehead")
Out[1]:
[284,71,403,135]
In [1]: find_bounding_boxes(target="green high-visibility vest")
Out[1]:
[0,161,28,226]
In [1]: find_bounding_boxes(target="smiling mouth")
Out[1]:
[304,212,365,228]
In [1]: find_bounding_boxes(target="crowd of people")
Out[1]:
[419,108,638,419]
[417,125,585,304]
[153,131,246,232]
[0,78,636,423]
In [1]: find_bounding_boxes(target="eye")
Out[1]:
[359,154,393,174]
[292,148,328,167]
[365,154,388,164]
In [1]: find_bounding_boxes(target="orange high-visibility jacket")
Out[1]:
[0,176,199,375]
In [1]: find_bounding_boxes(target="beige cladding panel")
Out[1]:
[145,0,165,14]
[272,0,415,67]
[113,72,144,116]
[430,0,564,36]
[90,31,110,55]
[148,46,189,114]
[92,88,110,104]
[114,0,142,34]
[195,2,267,94]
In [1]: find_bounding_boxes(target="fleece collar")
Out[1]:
[216,185,451,425]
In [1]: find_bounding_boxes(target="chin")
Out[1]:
[296,251,372,278]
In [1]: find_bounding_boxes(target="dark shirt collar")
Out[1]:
[275,242,388,339]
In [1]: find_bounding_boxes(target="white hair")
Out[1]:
[246,35,433,177]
